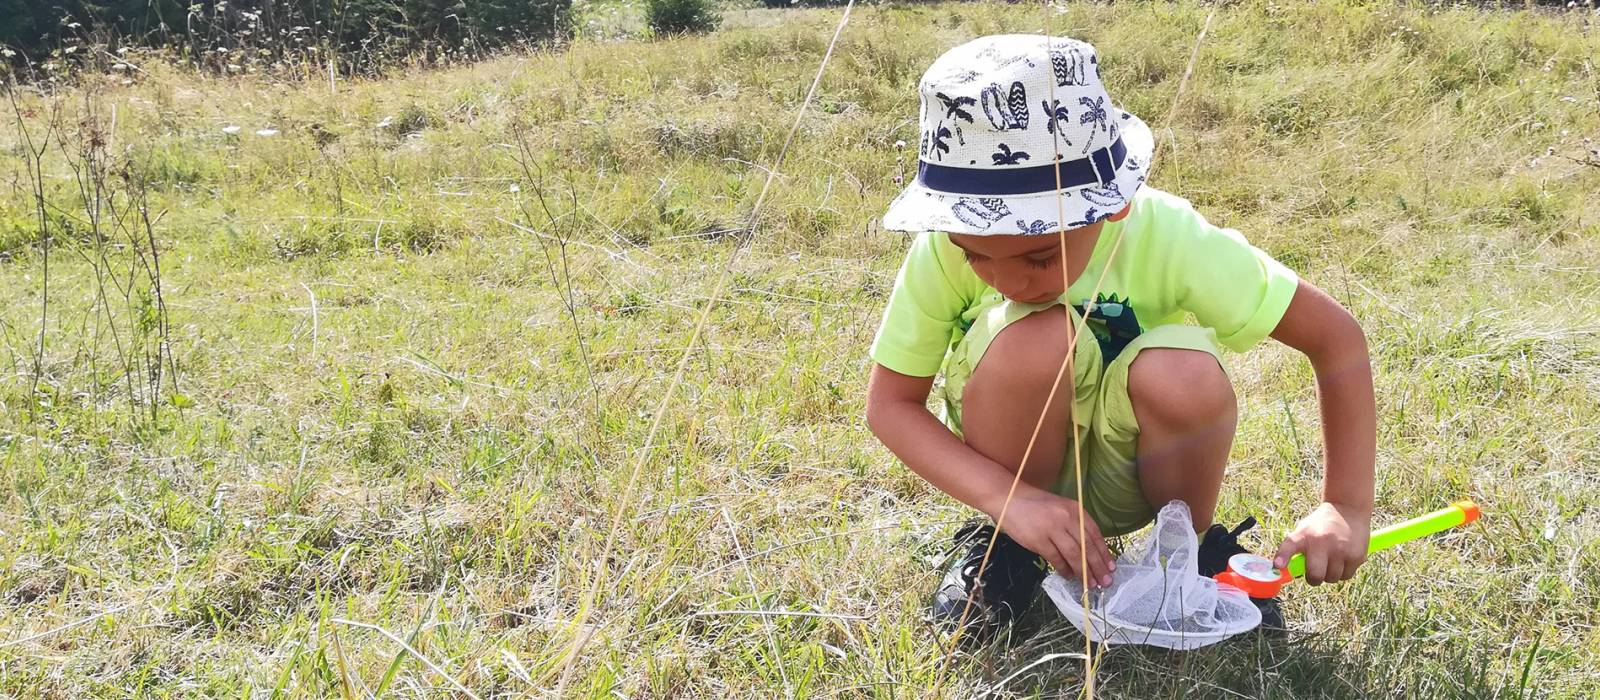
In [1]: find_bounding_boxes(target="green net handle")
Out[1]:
[1286,501,1477,579]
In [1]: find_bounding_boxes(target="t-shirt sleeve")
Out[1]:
[870,234,971,377]
[1166,203,1299,352]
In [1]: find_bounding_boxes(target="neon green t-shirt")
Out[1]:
[870,187,1299,377]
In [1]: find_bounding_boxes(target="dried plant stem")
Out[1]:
[508,125,604,424]
[7,86,55,409]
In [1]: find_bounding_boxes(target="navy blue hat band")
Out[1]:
[916,137,1126,196]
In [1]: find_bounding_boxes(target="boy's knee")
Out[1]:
[1128,349,1234,426]
[973,308,1075,389]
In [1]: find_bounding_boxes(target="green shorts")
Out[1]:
[937,298,1226,537]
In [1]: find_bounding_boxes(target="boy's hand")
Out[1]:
[1273,501,1371,585]
[999,490,1116,588]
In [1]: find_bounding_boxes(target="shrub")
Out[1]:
[647,0,721,36]
[1,0,573,75]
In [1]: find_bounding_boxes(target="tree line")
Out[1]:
[1,0,572,71]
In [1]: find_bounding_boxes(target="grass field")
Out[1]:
[2,1,1599,697]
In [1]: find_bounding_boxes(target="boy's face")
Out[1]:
[949,219,1106,304]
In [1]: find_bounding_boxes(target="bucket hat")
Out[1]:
[883,34,1154,236]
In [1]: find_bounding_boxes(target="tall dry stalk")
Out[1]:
[5,81,58,411]
[508,122,603,425]
[41,92,182,430]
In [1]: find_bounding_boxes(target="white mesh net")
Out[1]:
[1040,500,1262,649]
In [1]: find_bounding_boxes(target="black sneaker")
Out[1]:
[930,520,1050,646]
[1197,516,1286,631]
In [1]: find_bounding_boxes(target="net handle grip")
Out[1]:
[1285,500,1479,579]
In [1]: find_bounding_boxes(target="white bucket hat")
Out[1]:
[883,34,1155,236]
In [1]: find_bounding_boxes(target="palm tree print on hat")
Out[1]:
[1080,182,1122,207]
[928,125,953,161]
[1015,219,1057,234]
[951,197,1013,230]
[940,67,981,84]
[1050,48,1089,87]
[1040,99,1073,146]
[981,82,1029,131]
[936,92,977,145]
[991,143,1031,165]
[1079,95,1110,139]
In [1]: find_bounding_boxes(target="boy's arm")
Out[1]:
[1267,279,1376,585]
[865,363,1115,587]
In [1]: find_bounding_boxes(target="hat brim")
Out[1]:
[883,109,1155,236]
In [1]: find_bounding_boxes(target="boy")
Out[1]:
[866,35,1375,642]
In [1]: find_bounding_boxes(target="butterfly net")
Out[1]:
[1040,500,1262,650]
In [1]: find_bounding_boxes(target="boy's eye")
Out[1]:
[1024,255,1057,269]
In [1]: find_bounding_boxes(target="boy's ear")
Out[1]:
[1106,204,1133,222]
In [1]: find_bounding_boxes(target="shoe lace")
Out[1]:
[949,521,1045,592]
[949,521,997,587]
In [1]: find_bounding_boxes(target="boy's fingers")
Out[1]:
[1081,518,1115,580]
[1060,511,1112,587]
[1273,532,1305,569]
[1097,535,1115,581]
[1063,529,1112,589]
[1086,536,1112,588]
[1061,518,1108,587]
[1302,546,1328,585]
[1048,531,1085,581]
[1079,541,1107,588]
[1046,551,1072,578]
[1324,559,1347,584]
[1346,552,1367,575]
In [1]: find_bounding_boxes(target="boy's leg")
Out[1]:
[1114,337,1284,627]
[927,303,1096,644]
[1126,348,1236,532]
[959,307,1079,492]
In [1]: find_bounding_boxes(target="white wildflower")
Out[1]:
[376,116,393,129]
[255,129,279,137]
[222,125,242,135]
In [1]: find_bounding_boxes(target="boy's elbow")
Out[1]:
[865,363,934,436]
[1309,308,1370,371]
[1336,307,1369,357]
[864,382,913,437]
[864,392,891,435]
